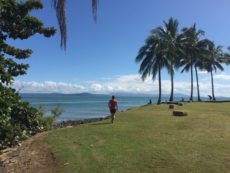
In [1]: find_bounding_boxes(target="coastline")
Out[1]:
[54,100,230,128]
[53,106,138,128]
[54,116,110,128]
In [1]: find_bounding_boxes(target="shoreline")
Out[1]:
[54,100,230,128]
[54,116,111,128]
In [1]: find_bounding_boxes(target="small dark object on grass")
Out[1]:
[169,104,175,109]
[178,102,184,106]
[173,110,188,116]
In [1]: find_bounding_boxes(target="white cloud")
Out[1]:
[11,73,230,97]
[198,71,208,75]
[13,81,86,94]
[214,74,230,81]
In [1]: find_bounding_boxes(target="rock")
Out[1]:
[169,104,175,109]
[178,102,184,106]
[173,110,188,116]
[54,116,110,128]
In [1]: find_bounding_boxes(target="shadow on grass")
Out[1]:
[90,121,111,126]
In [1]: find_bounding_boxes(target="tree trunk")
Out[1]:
[211,70,216,101]
[157,68,161,105]
[195,66,201,101]
[169,63,174,102]
[190,59,193,101]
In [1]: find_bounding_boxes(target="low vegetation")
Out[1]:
[0,0,56,148]
[46,103,230,173]
[0,85,62,148]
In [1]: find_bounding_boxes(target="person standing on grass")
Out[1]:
[108,96,118,123]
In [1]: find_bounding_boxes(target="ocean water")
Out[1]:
[21,93,229,121]
[21,94,159,121]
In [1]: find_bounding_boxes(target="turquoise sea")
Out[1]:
[21,93,229,122]
[21,93,160,121]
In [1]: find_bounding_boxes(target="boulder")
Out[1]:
[173,110,188,116]
[178,102,184,106]
[169,104,175,109]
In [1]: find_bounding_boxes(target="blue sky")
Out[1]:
[10,0,230,96]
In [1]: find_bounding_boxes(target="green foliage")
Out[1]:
[0,0,55,85]
[135,17,182,103]
[136,18,230,102]
[0,0,56,148]
[37,105,62,131]
[0,84,62,148]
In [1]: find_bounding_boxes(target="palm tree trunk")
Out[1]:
[195,66,201,101]
[190,59,193,101]
[211,70,216,101]
[169,63,174,102]
[157,68,161,105]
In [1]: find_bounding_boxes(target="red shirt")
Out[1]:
[108,99,118,110]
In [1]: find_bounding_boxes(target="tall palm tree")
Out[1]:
[52,0,98,50]
[153,17,181,102]
[135,33,169,104]
[180,24,205,101]
[193,39,211,101]
[204,41,224,101]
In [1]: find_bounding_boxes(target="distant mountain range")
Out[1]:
[20,92,189,97]
[109,92,189,97]
[19,92,230,99]
[20,92,108,97]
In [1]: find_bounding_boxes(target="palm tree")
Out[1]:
[52,0,98,50]
[204,41,224,101]
[153,18,181,102]
[193,39,212,101]
[135,33,169,104]
[180,24,205,101]
[181,40,211,102]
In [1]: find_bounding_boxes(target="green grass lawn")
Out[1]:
[45,103,230,173]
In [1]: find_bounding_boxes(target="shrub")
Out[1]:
[0,0,56,149]
[0,85,61,149]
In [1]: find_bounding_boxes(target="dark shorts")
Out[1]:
[110,109,117,114]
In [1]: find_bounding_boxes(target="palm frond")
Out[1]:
[52,0,98,50]
[215,62,224,71]
[92,0,98,21]
[135,45,149,63]
[52,0,67,50]
[181,63,190,73]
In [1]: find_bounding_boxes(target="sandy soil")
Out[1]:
[0,132,58,173]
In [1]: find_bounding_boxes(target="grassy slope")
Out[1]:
[46,103,230,173]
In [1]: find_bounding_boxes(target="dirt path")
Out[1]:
[0,132,58,173]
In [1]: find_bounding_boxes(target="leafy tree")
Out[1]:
[0,0,56,148]
[136,32,169,104]
[180,24,205,101]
